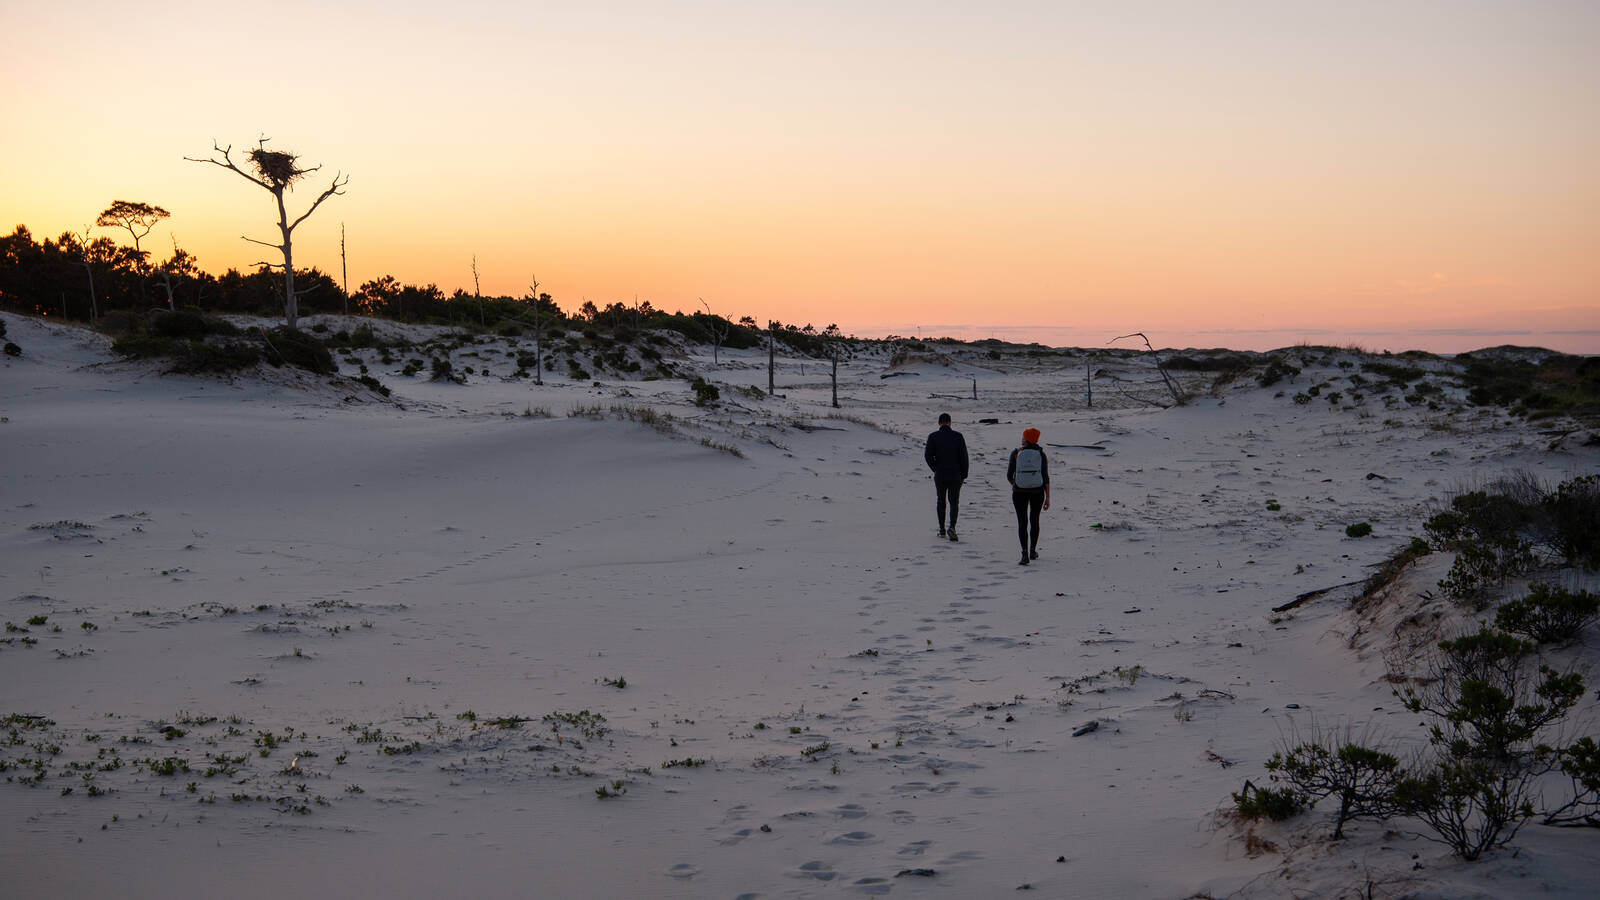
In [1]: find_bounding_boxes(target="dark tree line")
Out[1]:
[0,224,343,323]
[0,221,852,358]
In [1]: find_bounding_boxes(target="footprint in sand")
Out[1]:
[829,830,878,846]
[665,863,699,879]
[791,861,837,881]
[833,803,869,819]
[851,876,894,894]
[937,850,984,864]
[896,839,932,856]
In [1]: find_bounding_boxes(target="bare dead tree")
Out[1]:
[77,225,98,320]
[185,137,348,330]
[340,222,349,316]
[1111,332,1186,405]
[153,269,176,310]
[527,274,544,385]
[472,254,485,326]
[820,323,843,408]
[699,297,730,365]
[768,319,777,395]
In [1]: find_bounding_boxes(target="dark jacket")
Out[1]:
[1006,443,1049,491]
[925,426,969,482]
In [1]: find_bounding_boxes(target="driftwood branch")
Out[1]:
[1272,579,1366,613]
[1111,332,1186,405]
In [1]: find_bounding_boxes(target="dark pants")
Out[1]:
[1013,489,1043,551]
[935,478,962,529]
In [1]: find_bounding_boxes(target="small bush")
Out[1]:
[112,334,261,373]
[1545,736,1600,826]
[355,375,391,397]
[1399,626,1583,764]
[1437,536,1536,605]
[1541,475,1600,569]
[4,342,21,357]
[1268,738,1404,839]
[1494,583,1600,645]
[1346,522,1373,538]
[1393,759,1535,861]
[1258,357,1301,387]
[691,376,719,407]
[1232,784,1303,822]
[261,327,336,374]
[150,309,238,340]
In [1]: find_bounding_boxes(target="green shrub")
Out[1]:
[261,327,336,374]
[1425,491,1534,550]
[1393,759,1535,861]
[1345,522,1373,538]
[1258,357,1301,387]
[1545,736,1600,826]
[1267,739,1404,839]
[3,342,20,357]
[1232,784,1303,822]
[1437,536,1536,605]
[1494,583,1600,645]
[1391,626,1587,859]
[1399,626,1583,764]
[112,334,261,373]
[691,377,720,407]
[356,375,391,397]
[1541,475,1600,569]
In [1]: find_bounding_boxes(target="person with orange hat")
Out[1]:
[1006,427,1050,565]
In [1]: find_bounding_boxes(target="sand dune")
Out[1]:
[3,311,1596,898]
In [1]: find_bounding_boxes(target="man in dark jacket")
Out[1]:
[924,412,969,541]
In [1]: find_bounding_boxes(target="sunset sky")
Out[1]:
[4,1,1596,351]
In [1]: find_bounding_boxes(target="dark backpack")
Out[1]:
[1014,447,1044,489]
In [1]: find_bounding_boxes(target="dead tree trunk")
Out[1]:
[340,223,349,316]
[529,274,544,386]
[185,138,347,331]
[700,298,729,366]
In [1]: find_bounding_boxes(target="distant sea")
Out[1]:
[856,324,1600,356]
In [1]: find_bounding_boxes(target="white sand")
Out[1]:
[3,311,1597,898]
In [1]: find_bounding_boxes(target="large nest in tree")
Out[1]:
[248,148,304,187]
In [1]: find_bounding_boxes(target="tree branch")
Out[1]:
[183,140,270,190]
[289,174,349,232]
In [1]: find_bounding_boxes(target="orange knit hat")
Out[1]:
[1023,427,1041,444]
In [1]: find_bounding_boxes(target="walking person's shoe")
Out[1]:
[1018,552,1029,566]
[938,528,946,538]
[1030,549,1039,560]
[948,528,958,542]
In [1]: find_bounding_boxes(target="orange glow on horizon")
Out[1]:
[3,2,1595,353]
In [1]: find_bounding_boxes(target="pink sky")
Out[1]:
[3,1,1596,352]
